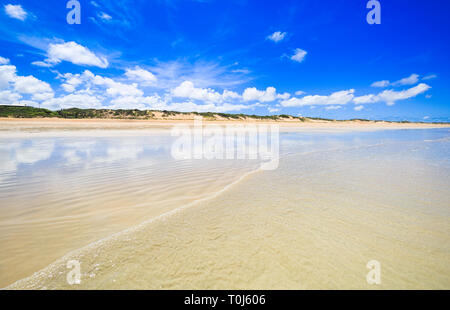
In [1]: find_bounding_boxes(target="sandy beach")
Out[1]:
[1,117,449,131]
[0,121,449,289]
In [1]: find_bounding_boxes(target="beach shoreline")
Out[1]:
[1,121,449,289]
[1,117,449,130]
[3,127,449,289]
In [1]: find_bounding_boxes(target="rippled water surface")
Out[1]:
[1,128,449,289]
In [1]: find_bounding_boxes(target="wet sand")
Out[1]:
[1,124,449,289]
[0,117,449,131]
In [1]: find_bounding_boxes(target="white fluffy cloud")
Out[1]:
[0,55,438,116]
[61,73,83,92]
[31,61,53,68]
[125,66,157,85]
[172,81,241,103]
[371,80,390,88]
[281,89,355,107]
[291,48,307,63]
[161,101,260,113]
[109,93,258,113]
[4,4,27,21]
[392,73,419,86]
[52,73,255,112]
[44,42,109,68]
[0,63,54,104]
[58,70,143,98]
[172,81,220,102]
[222,89,241,100]
[0,57,10,65]
[31,92,54,101]
[242,86,289,102]
[42,94,103,110]
[423,74,437,80]
[243,87,275,102]
[92,74,143,97]
[108,96,151,110]
[14,75,53,94]
[371,74,420,88]
[267,31,286,43]
[106,83,142,97]
[354,83,431,106]
[353,94,378,104]
[377,83,430,105]
[0,65,16,89]
[0,90,21,105]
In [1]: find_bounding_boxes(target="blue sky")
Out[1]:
[0,0,449,122]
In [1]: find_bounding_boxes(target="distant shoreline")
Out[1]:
[0,105,449,129]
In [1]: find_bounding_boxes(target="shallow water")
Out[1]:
[0,131,259,287]
[1,128,450,289]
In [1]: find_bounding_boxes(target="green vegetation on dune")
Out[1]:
[0,106,156,120]
[0,105,59,118]
[0,106,307,121]
[58,108,154,119]
[0,105,447,124]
